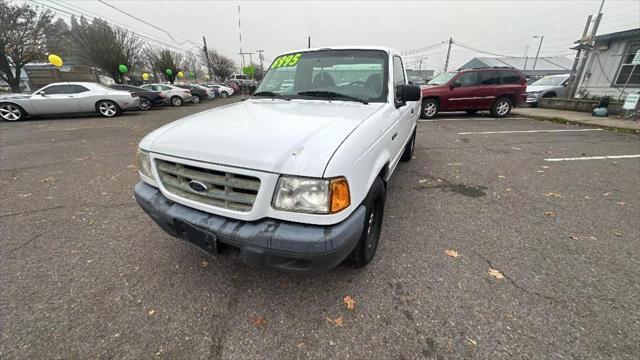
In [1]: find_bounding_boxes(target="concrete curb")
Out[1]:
[512,111,640,134]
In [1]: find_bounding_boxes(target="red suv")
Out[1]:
[420,67,527,119]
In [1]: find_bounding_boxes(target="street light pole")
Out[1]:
[532,35,544,71]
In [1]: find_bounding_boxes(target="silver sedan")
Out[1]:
[0,82,140,121]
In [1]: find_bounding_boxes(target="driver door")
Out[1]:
[30,84,80,115]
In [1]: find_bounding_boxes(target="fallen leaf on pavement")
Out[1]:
[200,261,208,268]
[343,296,356,310]
[544,211,556,217]
[617,202,626,206]
[18,193,32,197]
[296,342,305,348]
[418,179,428,184]
[467,338,478,346]
[498,175,506,179]
[487,269,505,280]
[326,316,344,327]
[505,188,512,192]
[545,192,562,198]
[148,309,155,316]
[569,235,579,240]
[444,249,460,258]
[588,236,598,241]
[614,232,622,237]
[252,315,267,327]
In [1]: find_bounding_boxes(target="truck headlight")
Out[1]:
[136,148,154,183]
[273,176,350,214]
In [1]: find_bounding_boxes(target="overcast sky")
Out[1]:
[29,0,640,71]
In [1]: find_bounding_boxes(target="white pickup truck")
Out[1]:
[134,46,421,272]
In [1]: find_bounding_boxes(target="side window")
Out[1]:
[455,72,480,87]
[393,56,406,103]
[479,71,501,85]
[71,85,89,93]
[41,85,71,94]
[161,86,172,91]
[500,70,521,84]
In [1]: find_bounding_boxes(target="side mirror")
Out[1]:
[400,84,421,102]
[38,91,46,96]
[450,82,461,89]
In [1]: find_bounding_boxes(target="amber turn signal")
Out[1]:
[330,177,350,213]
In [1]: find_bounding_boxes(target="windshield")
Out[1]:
[530,75,569,86]
[254,49,388,103]
[427,72,456,85]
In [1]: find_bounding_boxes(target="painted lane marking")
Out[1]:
[419,117,525,122]
[544,155,640,162]
[457,129,603,135]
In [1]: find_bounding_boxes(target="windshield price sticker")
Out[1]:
[271,53,302,68]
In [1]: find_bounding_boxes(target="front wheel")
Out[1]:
[0,103,25,121]
[170,96,183,107]
[491,98,512,118]
[349,177,386,268]
[421,99,439,119]
[221,91,229,98]
[96,100,119,117]
[191,94,201,104]
[139,97,152,111]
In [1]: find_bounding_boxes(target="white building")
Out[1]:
[576,28,639,99]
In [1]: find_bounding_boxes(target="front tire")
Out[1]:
[400,129,416,162]
[421,99,439,119]
[139,97,152,111]
[171,96,183,107]
[491,98,512,118]
[0,103,26,121]
[191,94,201,104]
[96,100,119,117]
[221,91,229,98]
[349,177,386,268]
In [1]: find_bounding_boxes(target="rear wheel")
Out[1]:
[171,96,182,107]
[0,103,25,121]
[96,100,119,117]
[191,94,201,104]
[349,177,386,268]
[491,98,512,118]
[421,99,439,119]
[400,129,416,162]
[139,97,152,111]
[221,91,229,98]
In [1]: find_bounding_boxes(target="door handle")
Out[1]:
[392,132,398,140]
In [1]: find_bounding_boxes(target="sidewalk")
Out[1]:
[512,107,640,132]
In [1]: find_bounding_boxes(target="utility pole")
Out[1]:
[202,35,213,80]
[308,36,311,48]
[256,49,265,76]
[532,35,544,71]
[569,0,604,98]
[443,37,453,72]
[568,15,592,98]
[237,5,243,70]
[523,44,530,72]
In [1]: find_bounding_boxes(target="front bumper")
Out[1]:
[526,93,541,104]
[134,182,365,273]
[118,97,141,110]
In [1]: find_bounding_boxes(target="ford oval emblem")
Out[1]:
[188,180,208,192]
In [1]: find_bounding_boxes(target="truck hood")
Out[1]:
[146,99,383,177]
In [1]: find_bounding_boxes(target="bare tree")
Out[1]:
[146,48,185,84]
[0,0,53,92]
[202,50,236,81]
[72,17,143,83]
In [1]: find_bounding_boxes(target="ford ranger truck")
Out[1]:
[134,47,421,272]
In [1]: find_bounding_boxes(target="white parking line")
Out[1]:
[419,117,525,122]
[545,155,640,162]
[457,129,603,135]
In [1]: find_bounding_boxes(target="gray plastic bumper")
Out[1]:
[133,182,365,273]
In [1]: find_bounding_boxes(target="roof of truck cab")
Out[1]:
[281,46,399,56]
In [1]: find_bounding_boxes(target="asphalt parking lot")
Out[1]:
[1,102,639,359]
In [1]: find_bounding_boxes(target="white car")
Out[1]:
[207,84,234,98]
[134,46,421,272]
[0,82,140,121]
[228,73,256,87]
[526,74,571,106]
[140,84,193,106]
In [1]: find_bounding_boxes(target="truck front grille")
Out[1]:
[155,159,260,212]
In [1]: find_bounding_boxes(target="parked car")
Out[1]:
[420,67,527,118]
[207,83,234,98]
[228,73,256,87]
[140,84,192,106]
[175,84,209,104]
[109,84,164,111]
[525,74,571,106]
[133,46,421,272]
[408,76,428,85]
[0,81,139,121]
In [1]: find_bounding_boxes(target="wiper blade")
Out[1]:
[252,91,290,100]
[297,91,368,105]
